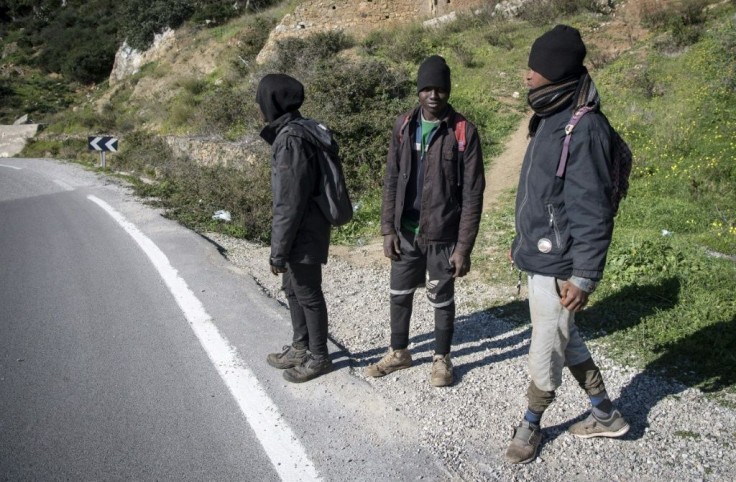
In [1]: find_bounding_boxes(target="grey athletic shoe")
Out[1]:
[430,354,453,387]
[505,420,542,464]
[364,348,412,377]
[568,409,630,438]
[267,344,308,369]
[283,354,333,383]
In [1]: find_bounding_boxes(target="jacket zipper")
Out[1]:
[513,119,544,261]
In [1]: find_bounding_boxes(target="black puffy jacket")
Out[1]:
[511,104,614,281]
[260,111,331,267]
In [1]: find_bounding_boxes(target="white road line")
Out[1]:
[87,195,320,482]
[0,164,22,170]
[54,179,74,191]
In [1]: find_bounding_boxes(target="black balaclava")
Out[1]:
[255,74,305,123]
[528,25,586,82]
[417,55,451,94]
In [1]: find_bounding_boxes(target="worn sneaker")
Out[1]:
[505,420,542,464]
[568,409,630,439]
[364,348,412,377]
[267,344,308,369]
[283,354,333,383]
[430,354,453,387]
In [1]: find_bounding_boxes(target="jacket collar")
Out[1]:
[410,104,456,127]
[259,110,302,145]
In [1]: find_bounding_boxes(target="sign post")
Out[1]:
[88,136,119,168]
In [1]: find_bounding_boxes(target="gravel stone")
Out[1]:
[206,233,736,480]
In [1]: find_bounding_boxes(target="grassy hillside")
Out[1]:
[10,0,736,393]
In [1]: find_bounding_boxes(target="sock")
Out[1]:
[589,391,613,419]
[523,409,542,427]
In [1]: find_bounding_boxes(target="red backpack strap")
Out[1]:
[557,106,594,177]
[398,114,411,144]
[454,113,467,152]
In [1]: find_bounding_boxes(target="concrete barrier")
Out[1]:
[0,124,40,157]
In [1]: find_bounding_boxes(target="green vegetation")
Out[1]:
[3,0,735,393]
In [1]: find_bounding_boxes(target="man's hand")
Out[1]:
[270,264,287,276]
[383,234,401,260]
[559,281,589,312]
[449,252,470,278]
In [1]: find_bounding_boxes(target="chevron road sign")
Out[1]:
[88,136,118,168]
[88,136,118,152]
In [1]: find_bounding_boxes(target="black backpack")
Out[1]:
[289,119,354,227]
[557,106,632,216]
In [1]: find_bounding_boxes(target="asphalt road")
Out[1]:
[0,158,446,481]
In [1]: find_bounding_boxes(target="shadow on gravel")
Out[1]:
[614,315,736,439]
[539,279,736,444]
[348,299,533,376]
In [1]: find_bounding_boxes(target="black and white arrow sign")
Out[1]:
[88,136,118,152]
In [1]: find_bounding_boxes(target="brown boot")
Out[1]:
[430,354,453,387]
[266,344,308,369]
[364,348,412,377]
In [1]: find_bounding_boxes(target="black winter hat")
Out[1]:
[255,74,304,123]
[417,55,451,94]
[528,25,586,82]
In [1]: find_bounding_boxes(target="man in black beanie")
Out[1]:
[505,25,629,464]
[256,73,335,383]
[365,55,485,387]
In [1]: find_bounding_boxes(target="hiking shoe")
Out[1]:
[505,420,542,464]
[283,354,333,383]
[267,344,308,369]
[430,354,453,387]
[568,409,630,439]
[364,348,412,377]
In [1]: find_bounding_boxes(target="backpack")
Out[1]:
[293,119,354,227]
[556,106,632,216]
[399,112,467,185]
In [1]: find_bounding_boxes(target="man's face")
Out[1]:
[526,69,552,90]
[418,87,449,121]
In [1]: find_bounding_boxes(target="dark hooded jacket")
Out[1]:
[257,76,331,267]
[511,96,614,281]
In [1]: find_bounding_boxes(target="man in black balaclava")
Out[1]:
[505,25,629,464]
[256,73,335,383]
[365,55,485,388]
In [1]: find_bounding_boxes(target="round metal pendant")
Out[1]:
[537,238,552,253]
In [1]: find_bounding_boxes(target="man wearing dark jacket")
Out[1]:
[365,55,485,387]
[256,73,333,383]
[505,25,629,464]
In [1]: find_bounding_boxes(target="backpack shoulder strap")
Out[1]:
[398,114,411,144]
[453,113,467,152]
[557,105,594,177]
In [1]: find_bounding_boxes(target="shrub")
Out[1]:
[306,58,413,196]
[113,129,273,241]
[119,0,193,51]
[272,30,353,73]
[518,0,593,26]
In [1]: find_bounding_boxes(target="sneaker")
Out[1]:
[283,354,333,383]
[568,409,630,439]
[267,344,308,369]
[505,420,542,464]
[364,348,412,377]
[430,354,453,387]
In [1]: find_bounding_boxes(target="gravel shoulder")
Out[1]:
[205,232,736,481]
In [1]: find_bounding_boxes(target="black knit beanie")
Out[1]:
[255,74,304,123]
[528,25,586,82]
[417,55,451,94]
